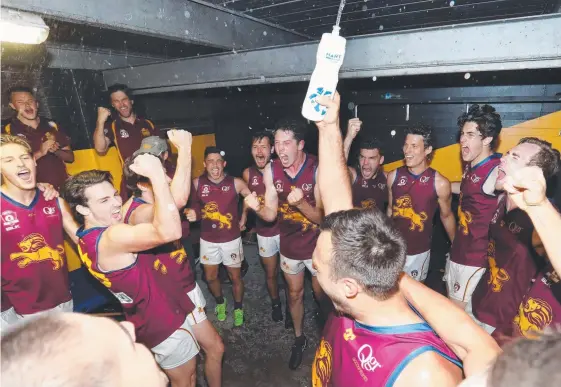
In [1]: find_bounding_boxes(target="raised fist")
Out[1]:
[346,118,362,140]
[244,192,261,212]
[287,187,304,207]
[97,107,111,124]
[129,154,165,179]
[167,129,192,151]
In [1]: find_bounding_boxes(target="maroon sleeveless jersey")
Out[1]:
[313,312,462,387]
[500,266,561,340]
[450,154,501,267]
[77,227,194,348]
[125,198,196,293]
[391,167,438,255]
[1,191,71,314]
[195,174,240,243]
[352,171,388,210]
[248,166,280,237]
[471,196,537,328]
[271,154,320,260]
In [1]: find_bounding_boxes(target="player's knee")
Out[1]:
[288,287,304,302]
[204,269,219,282]
[209,336,225,359]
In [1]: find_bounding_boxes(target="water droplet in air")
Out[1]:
[391,130,396,136]
[260,75,266,81]
[449,1,455,6]
[263,31,267,36]
[464,72,471,79]
[184,11,191,18]
[372,76,377,81]
[379,25,384,31]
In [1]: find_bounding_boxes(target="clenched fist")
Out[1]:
[167,129,192,151]
[346,118,362,140]
[244,192,261,212]
[184,208,197,222]
[287,187,304,207]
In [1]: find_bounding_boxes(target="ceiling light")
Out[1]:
[0,8,49,45]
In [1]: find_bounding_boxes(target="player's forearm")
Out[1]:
[54,148,74,163]
[152,175,182,241]
[319,124,353,214]
[441,212,456,242]
[400,275,501,377]
[525,201,561,273]
[170,148,192,208]
[296,201,323,225]
[93,124,109,154]
[256,205,277,223]
[343,135,353,161]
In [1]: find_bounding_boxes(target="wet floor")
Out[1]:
[195,243,320,387]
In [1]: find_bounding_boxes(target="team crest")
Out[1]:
[10,233,65,270]
[274,180,284,192]
[251,176,259,186]
[279,204,317,232]
[2,210,20,231]
[201,185,210,196]
[119,129,130,138]
[411,270,418,278]
[488,257,510,292]
[362,180,369,188]
[397,176,407,186]
[453,282,460,293]
[230,253,237,260]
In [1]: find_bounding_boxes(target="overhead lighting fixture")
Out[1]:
[1,8,49,45]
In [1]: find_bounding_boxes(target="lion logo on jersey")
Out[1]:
[514,297,553,338]
[170,248,187,265]
[10,233,65,270]
[360,199,376,209]
[202,202,233,229]
[392,195,428,231]
[279,203,317,232]
[312,338,333,387]
[77,245,112,288]
[153,259,168,274]
[458,204,473,235]
[487,257,510,292]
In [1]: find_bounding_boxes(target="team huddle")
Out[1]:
[1,84,560,387]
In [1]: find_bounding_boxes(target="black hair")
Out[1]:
[457,104,503,150]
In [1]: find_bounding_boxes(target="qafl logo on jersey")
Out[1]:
[507,221,523,234]
[42,206,57,216]
[221,185,231,192]
[274,180,284,193]
[471,174,481,184]
[357,344,383,372]
[119,129,130,138]
[251,176,259,186]
[301,183,313,192]
[378,183,387,190]
[397,176,408,186]
[201,185,210,197]
[420,176,431,184]
[2,210,20,231]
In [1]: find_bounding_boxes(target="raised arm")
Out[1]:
[101,154,182,256]
[315,92,352,214]
[504,166,561,273]
[245,163,279,223]
[386,169,397,217]
[58,197,79,244]
[167,130,193,209]
[343,118,362,161]
[93,107,112,155]
[399,274,501,378]
[436,172,456,242]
